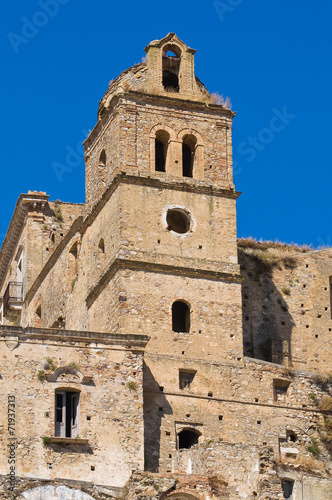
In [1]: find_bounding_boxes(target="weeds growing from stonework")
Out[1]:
[53,201,64,222]
[210,92,232,110]
[307,438,320,457]
[237,238,312,277]
[46,357,57,371]
[42,436,50,447]
[310,373,332,456]
[127,381,138,391]
[69,361,79,369]
[37,370,45,382]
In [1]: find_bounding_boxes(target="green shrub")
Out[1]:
[307,437,320,457]
[42,436,50,446]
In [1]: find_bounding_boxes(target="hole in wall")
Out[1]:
[166,209,191,234]
[178,429,201,449]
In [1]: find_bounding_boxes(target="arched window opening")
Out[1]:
[55,390,79,438]
[182,135,197,178]
[99,149,106,168]
[172,301,190,333]
[287,431,297,443]
[178,428,201,450]
[162,44,181,92]
[155,130,170,172]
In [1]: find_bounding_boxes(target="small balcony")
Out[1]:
[3,282,23,312]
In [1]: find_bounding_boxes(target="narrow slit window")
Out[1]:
[68,242,78,285]
[99,150,106,168]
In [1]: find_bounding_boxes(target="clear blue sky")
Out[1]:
[1,0,331,247]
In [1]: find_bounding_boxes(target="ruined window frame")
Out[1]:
[54,389,80,438]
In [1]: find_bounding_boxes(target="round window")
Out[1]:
[166,209,191,234]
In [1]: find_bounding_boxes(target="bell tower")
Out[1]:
[84,30,242,379]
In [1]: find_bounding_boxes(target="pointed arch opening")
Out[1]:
[182,135,197,178]
[172,300,190,333]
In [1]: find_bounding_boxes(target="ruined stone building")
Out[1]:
[0,34,331,500]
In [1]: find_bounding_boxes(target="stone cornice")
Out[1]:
[0,325,149,349]
[86,90,235,148]
[0,193,50,292]
[81,171,241,235]
[127,90,236,118]
[86,256,243,309]
[25,216,84,303]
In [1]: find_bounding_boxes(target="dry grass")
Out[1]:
[210,92,232,110]
[238,238,313,275]
[276,453,325,473]
[319,395,332,413]
[238,237,311,253]
[313,373,332,392]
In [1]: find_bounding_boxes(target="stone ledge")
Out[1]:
[48,437,89,445]
[0,325,149,348]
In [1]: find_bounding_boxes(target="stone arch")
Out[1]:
[177,128,204,145]
[150,123,176,140]
[45,365,92,384]
[19,485,96,500]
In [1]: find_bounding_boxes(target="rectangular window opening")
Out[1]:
[179,370,196,390]
[273,379,290,402]
[55,391,79,438]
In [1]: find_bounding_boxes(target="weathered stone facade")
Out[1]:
[0,34,331,499]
